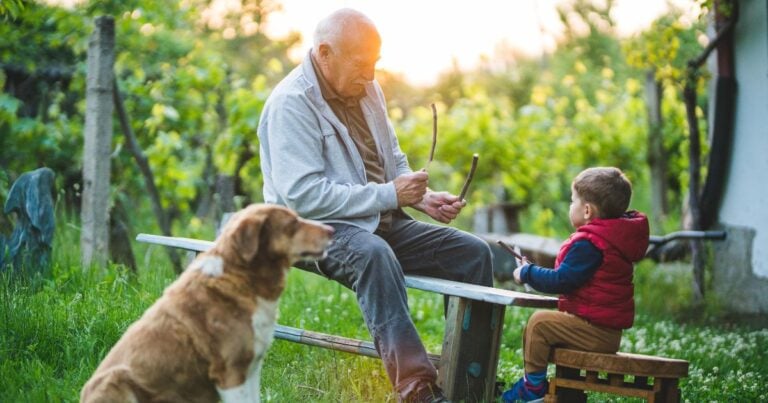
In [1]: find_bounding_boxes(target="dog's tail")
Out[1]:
[80,365,144,403]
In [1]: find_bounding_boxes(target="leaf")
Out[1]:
[0,94,20,114]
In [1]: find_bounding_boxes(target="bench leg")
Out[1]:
[438,297,505,402]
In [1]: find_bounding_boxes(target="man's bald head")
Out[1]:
[313,8,380,54]
[311,8,381,98]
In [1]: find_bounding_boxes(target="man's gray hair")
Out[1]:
[313,8,374,51]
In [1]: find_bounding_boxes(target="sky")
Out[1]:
[265,0,695,86]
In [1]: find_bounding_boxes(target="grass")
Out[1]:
[1,219,767,402]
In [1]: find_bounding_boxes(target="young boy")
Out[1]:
[502,167,649,403]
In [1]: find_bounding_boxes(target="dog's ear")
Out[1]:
[225,213,266,264]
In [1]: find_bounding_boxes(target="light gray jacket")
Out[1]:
[258,52,412,232]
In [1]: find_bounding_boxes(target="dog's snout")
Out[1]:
[323,224,335,237]
[303,218,334,238]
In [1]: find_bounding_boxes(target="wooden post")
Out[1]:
[81,16,115,268]
[438,297,505,402]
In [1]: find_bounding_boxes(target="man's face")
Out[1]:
[320,29,381,98]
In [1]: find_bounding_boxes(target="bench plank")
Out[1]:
[275,324,440,365]
[137,233,558,309]
[552,378,657,399]
[551,349,689,378]
[406,275,557,308]
[136,233,212,252]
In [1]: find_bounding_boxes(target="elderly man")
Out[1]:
[258,8,493,402]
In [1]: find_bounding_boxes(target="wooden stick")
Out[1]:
[496,240,535,265]
[426,103,437,170]
[497,240,536,291]
[459,153,479,201]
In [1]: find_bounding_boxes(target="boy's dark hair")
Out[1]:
[572,167,632,219]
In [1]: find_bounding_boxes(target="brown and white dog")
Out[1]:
[81,204,333,403]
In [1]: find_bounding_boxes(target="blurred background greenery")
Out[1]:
[0,0,711,241]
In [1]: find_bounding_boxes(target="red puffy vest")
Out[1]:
[555,211,649,329]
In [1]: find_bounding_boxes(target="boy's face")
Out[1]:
[569,188,588,228]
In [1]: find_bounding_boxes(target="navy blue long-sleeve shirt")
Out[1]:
[519,240,603,294]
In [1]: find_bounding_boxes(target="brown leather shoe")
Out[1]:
[407,383,451,403]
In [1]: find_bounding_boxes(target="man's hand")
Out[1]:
[414,190,465,224]
[394,172,429,207]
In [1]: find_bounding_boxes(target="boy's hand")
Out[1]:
[513,266,523,285]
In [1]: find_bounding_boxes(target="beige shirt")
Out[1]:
[310,57,393,231]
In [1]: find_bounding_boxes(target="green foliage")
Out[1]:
[0,0,25,20]
[1,0,707,241]
[551,0,631,103]
[103,0,294,214]
[473,51,540,112]
[621,5,713,219]
[624,8,706,84]
[398,67,651,236]
[386,0,704,237]
[0,2,87,202]
[1,0,296,233]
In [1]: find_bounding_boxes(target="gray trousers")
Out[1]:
[306,212,494,399]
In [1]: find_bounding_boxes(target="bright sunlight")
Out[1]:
[266,0,695,85]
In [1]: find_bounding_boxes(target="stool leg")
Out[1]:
[554,366,587,403]
[545,375,558,402]
[655,378,681,403]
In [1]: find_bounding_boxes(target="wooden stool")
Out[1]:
[545,348,689,403]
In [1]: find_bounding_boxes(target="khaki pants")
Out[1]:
[523,310,622,373]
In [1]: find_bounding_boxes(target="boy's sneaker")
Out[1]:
[501,376,548,403]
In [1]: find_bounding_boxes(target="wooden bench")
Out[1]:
[545,348,689,402]
[136,233,558,402]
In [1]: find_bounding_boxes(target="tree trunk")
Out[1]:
[644,69,668,231]
[216,174,236,214]
[109,199,137,272]
[684,73,705,305]
[81,16,115,269]
[113,78,182,273]
[194,146,215,220]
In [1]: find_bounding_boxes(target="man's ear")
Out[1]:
[316,43,332,60]
[228,214,266,264]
